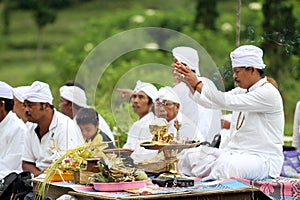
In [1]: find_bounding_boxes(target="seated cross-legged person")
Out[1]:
[174,45,284,180]
[22,81,84,178]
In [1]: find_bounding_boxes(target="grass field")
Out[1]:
[0,0,193,85]
[0,0,298,141]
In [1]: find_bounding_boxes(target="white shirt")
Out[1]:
[123,112,158,163]
[168,111,205,142]
[22,110,84,171]
[292,101,300,149]
[192,77,284,178]
[0,111,27,179]
[173,81,222,143]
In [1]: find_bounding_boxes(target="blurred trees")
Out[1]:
[194,0,219,30]
[262,0,297,88]
[1,0,86,72]
[1,0,300,137]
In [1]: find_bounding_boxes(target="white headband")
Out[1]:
[172,46,200,76]
[230,45,266,69]
[0,81,13,99]
[25,81,53,104]
[133,80,158,101]
[13,86,30,102]
[60,85,88,108]
[157,86,181,104]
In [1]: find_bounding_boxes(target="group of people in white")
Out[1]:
[0,44,298,199]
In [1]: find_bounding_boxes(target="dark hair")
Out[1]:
[244,66,265,78]
[65,81,86,91]
[257,68,265,78]
[40,102,54,110]
[129,94,153,105]
[0,98,14,112]
[76,108,99,126]
[148,97,153,105]
[73,103,83,110]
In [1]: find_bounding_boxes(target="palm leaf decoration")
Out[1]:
[35,141,108,200]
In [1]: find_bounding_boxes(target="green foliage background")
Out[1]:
[0,0,300,146]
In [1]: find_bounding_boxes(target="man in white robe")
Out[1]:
[59,82,114,143]
[0,82,27,179]
[172,46,222,143]
[155,86,204,142]
[174,45,284,180]
[123,80,158,163]
[22,81,84,177]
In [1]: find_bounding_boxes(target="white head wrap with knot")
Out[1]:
[13,86,30,102]
[133,80,158,101]
[157,86,181,104]
[0,81,13,99]
[230,45,266,69]
[172,46,200,76]
[25,81,53,104]
[60,85,88,108]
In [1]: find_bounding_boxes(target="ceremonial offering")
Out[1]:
[103,148,134,167]
[140,118,201,178]
[37,142,109,200]
[49,171,74,182]
[92,180,148,192]
[88,157,148,183]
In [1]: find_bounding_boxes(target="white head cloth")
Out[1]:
[172,46,200,76]
[133,80,158,101]
[230,45,266,69]
[13,86,30,102]
[60,85,88,108]
[0,81,13,99]
[157,86,181,104]
[25,81,53,104]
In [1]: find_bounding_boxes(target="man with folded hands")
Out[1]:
[174,45,284,180]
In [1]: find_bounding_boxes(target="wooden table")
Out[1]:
[68,188,270,200]
[32,180,271,200]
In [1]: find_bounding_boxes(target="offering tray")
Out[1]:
[140,141,201,150]
[140,140,201,178]
[140,141,169,150]
[92,180,148,192]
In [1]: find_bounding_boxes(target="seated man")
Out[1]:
[76,107,115,149]
[123,80,158,163]
[59,82,114,143]
[174,45,284,180]
[0,81,27,179]
[12,85,31,126]
[22,81,84,178]
[172,46,222,143]
[154,86,204,142]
